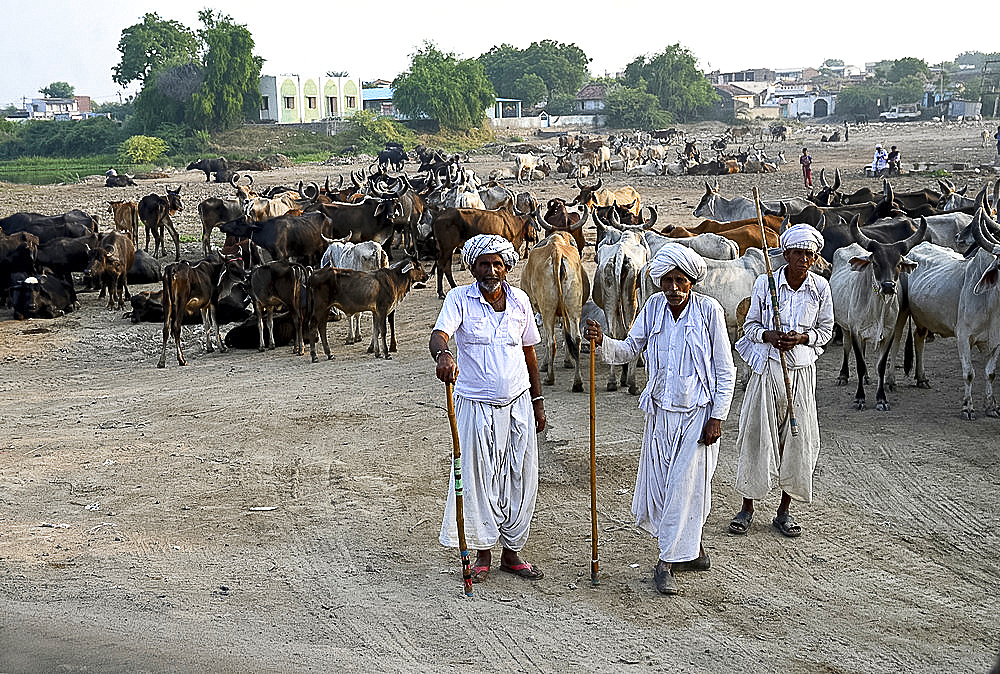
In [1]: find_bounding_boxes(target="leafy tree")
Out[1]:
[118,135,168,163]
[888,57,929,83]
[822,58,845,68]
[0,118,14,135]
[479,40,590,101]
[131,61,195,132]
[836,83,882,117]
[511,73,547,109]
[347,110,413,153]
[621,44,718,122]
[393,42,495,132]
[113,12,199,87]
[189,10,262,131]
[546,92,576,116]
[890,75,926,105]
[40,81,74,98]
[603,85,671,129]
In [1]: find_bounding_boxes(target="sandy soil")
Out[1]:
[1,120,998,674]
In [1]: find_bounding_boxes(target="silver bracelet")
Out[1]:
[531,395,544,403]
[434,349,451,362]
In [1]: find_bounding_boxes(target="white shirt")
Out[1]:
[434,282,540,405]
[735,266,835,375]
[600,292,736,420]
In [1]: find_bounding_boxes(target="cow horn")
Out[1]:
[992,181,1000,216]
[572,203,590,231]
[972,210,1000,254]
[533,204,555,233]
[819,168,828,188]
[610,205,621,227]
[973,183,989,209]
[230,173,241,188]
[351,170,362,188]
[899,216,928,252]
[576,177,584,190]
[642,206,658,229]
[850,214,875,250]
[833,168,841,191]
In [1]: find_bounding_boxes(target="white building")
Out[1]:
[258,73,363,123]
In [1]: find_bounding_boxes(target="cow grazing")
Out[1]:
[830,216,927,410]
[592,227,650,394]
[138,187,183,261]
[107,201,140,242]
[85,231,136,310]
[901,211,1000,419]
[10,274,75,319]
[430,205,531,298]
[521,231,591,392]
[305,259,428,362]
[248,261,308,355]
[197,197,245,256]
[0,210,98,244]
[157,255,247,368]
[187,157,229,182]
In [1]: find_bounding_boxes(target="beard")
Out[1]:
[479,279,502,294]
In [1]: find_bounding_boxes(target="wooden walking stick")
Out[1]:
[753,186,799,436]
[589,337,600,586]
[445,382,473,596]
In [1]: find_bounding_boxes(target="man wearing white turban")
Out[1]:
[585,244,736,595]
[429,234,546,583]
[729,223,834,538]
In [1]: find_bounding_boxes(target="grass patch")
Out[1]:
[0,155,155,185]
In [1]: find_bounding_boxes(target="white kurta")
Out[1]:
[601,292,736,563]
[733,267,834,503]
[434,282,541,551]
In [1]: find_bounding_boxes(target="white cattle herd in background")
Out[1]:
[2,127,1000,420]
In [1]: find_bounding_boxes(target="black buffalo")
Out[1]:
[0,210,98,244]
[105,174,137,187]
[186,157,229,182]
[10,274,76,319]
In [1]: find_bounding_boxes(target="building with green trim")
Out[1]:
[258,74,363,123]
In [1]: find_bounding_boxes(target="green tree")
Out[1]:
[131,60,197,132]
[511,73,547,109]
[189,10,262,131]
[621,44,718,122]
[393,42,495,132]
[822,58,845,68]
[836,83,882,117]
[112,12,199,87]
[888,57,929,83]
[479,40,590,101]
[39,81,74,98]
[603,85,671,129]
[546,92,576,116]
[890,75,926,105]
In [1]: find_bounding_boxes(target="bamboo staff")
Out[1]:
[753,186,799,437]
[589,337,600,586]
[445,382,473,596]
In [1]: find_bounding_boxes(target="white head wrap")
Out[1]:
[780,224,824,253]
[648,243,707,285]
[462,234,518,269]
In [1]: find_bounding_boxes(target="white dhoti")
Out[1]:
[633,403,717,563]
[734,359,821,502]
[439,392,538,551]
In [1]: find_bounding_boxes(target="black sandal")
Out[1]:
[728,510,753,535]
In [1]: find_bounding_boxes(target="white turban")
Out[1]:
[648,243,707,285]
[462,234,518,269]
[780,224,824,253]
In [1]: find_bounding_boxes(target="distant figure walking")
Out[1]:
[800,148,813,188]
[844,121,849,143]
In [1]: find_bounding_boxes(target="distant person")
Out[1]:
[995,125,1000,156]
[843,121,849,142]
[886,146,901,175]
[105,167,117,177]
[800,148,813,188]
[871,144,888,176]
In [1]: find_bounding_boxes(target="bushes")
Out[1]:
[0,117,127,160]
[118,135,168,163]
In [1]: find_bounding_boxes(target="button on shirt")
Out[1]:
[434,282,540,405]
[735,266,834,375]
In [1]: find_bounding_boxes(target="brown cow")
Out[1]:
[107,201,140,242]
[534,200,590,252]
[661,215,783,254]
[85,231,136,310]
[572,178,642,219]
[248,261,307,355]
[430,205,531,298]
[305,259,428,362]
[520,231,591,392]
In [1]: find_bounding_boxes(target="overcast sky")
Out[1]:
[2,0,995,106]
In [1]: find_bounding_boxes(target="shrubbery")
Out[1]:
[118,135,168,163]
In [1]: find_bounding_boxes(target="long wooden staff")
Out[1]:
[753,186,799,437]
[589,338,600,586]
[445,382,473,596]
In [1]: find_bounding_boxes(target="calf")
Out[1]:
[320,238,390,345]
[105,174,137,187]
[85,231,136,310]
[248,261,308,354]
[11,274,76,319]
[305,259,428,362]
[224,312,298,349]
[138,187,182,261]
[35,233,99,302]
[197,197,244,255]
[107,201,140,242]
[157,255,247,367]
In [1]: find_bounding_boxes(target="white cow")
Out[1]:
[320,239,390,345]
[902,212,1000,419]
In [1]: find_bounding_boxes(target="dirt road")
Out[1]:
[1,120,998,673]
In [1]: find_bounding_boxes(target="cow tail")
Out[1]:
[903,317,914,376]
[558,255,579,361]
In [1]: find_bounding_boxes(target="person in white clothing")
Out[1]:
[584,244,736,596]
[430,234,546,584]
[729,224,834,538]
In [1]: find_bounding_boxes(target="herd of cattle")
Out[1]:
[3,137,1000,420]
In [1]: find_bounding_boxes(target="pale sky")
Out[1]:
[2,0,995,107]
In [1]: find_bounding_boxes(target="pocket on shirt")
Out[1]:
[466,318,494,344]
[672,373,699,408]
[506,314,526,346]
[796,303,818,332]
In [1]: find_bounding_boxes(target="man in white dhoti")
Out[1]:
[430,234,546,583]
[729,224,834,538]
[584,244,736,595]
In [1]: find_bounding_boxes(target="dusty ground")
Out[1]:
[1,120,998,673]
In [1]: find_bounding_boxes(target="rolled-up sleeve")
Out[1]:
[599,302,651,365]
